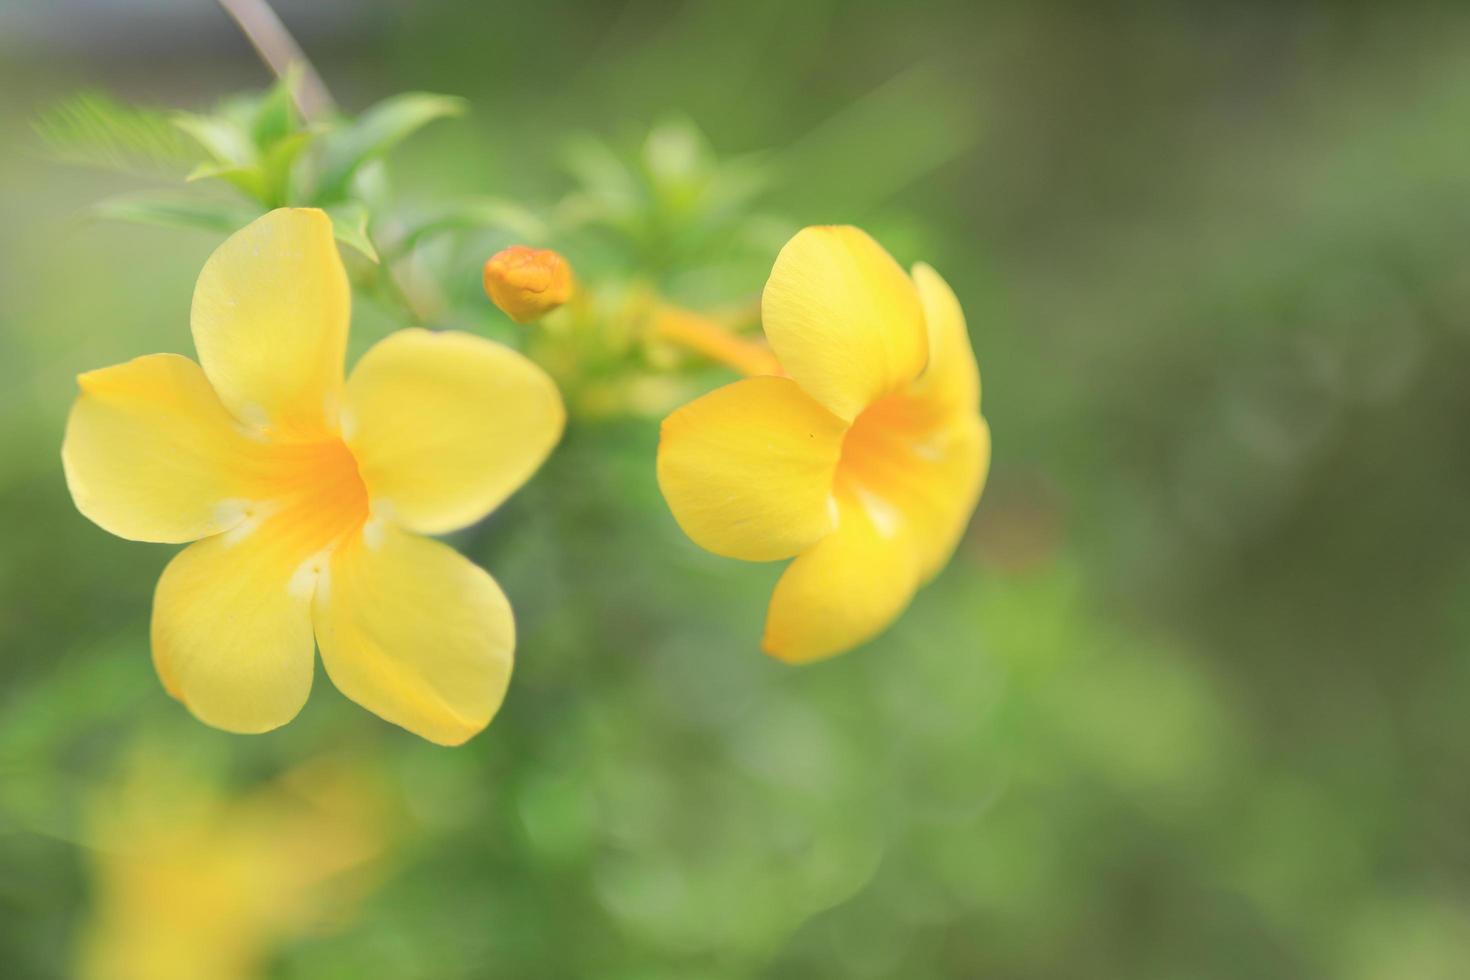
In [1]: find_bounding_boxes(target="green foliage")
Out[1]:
[174,70,308,207]
[38,77,478,309]
[326,202,379,263]
[311,92,466,203]
[32,92,205,178]
[557,117,778,280]
[88,193,260,234]
[386,197,550,257]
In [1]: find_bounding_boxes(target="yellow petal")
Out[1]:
[762,491,921,664]
[910,262,981,415]
[343,329,564,535]
[837,260,990,581]
[151,519,316,734]
[191,208,349,439]
[63,354,264,543]
[312,525,514,746]
[761,226,928,421]
[898,414,990,582]
[836,392,989,583]
[657,376,846,561]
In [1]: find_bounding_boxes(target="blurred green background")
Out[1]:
[5,1,1470,977]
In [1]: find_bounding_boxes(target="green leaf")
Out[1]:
[642,116,709,188]
[561,134,642,216]
[33,91,205,178]
[251,66,302,149]
[314,93,466,202]
[173,112,254,168]
[389,197,551,257]
[327,202,379,263]
[177,106,311,207]
[90,192,260,234]
[185,161,270,203]
[259,130,312,206]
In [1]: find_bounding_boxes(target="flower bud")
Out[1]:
[482,246,573,324]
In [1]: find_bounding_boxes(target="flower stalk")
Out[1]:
[651,303,779,377]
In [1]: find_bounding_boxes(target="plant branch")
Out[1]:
[217,0,335,119]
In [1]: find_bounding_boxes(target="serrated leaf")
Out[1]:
[34,92,206,178]
[314,93,466,203]
[327,202,379,262]
[90,193,260,234]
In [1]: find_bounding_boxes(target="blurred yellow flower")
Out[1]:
[62,208,564,744]
[657,226,990,662]
[483,244,574,323]
[77,753,390,980]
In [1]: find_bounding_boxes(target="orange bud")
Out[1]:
[482,246,574,324]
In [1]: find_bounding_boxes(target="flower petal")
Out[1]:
[151,519,317,734]
[191,208,350,438]
[910,262,981,415]
[761,226,928,421]
[312,525,514,746]
[762,491,921,664]
[836,398,988,584]
[657,376,846,562]
[343,329,564,535]
[63,354,264,543]
[897,414,990,582]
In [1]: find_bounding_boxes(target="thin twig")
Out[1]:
[216,0,335,119]
[216,0,440,325]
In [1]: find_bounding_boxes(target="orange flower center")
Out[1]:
[242,438,371,561]
[836,392,938,506]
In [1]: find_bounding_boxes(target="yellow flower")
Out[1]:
[656,226,990,662]
[77,753,390,980]
[483,244,574,323]
[62,209,564,744]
